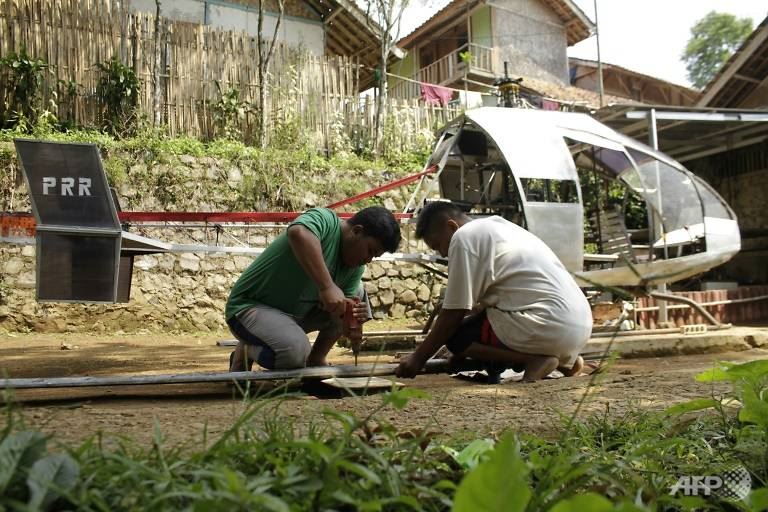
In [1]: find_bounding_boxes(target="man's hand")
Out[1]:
[352,300,369,324]
[395,353,424,379]
[319,285,346,316]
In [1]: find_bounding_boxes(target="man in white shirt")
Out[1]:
[396,201,593,382]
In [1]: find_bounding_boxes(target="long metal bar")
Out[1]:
[594,0,604,108]
[591,324,732,337]
[647,109,668,324]
[626,111,768,122]
[119,212,416,222]
[0,360,453,390]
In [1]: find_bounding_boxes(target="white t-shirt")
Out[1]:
[442,216,592,362]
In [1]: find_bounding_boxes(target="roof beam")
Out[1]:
[675,133,768,163]
[324,6,342,24]
[734,73,763,84]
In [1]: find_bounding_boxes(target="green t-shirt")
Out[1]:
[225,208,363,320]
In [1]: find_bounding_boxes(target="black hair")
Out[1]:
[349,206,401,253]
[415,201,468,239]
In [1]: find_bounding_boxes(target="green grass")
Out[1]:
[2,362,768,511]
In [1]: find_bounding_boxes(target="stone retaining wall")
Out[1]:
[1,148,443,333]
[0,241,444,333]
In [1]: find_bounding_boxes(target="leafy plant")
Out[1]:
[55,78,81,129]
[0,47,50,129]
[95,57,141,136]
[1,388,459,511]
[673,360,768,485]
[0,430,80,510]
[212,81,254,141]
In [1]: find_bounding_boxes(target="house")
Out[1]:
[569,58,699,106]
[127,0,385,88]
[390,0,594,99]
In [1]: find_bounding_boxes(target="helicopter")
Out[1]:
[406,107,740,289]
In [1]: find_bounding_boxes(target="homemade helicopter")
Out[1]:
[407,107,741,289]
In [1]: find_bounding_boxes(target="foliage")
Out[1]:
[2,361,768,510]
[0,128,423,214]
[95,57,141,136]
[1,388,459,511]
[681,360,768,483]
[0,47,50,129]
[448,359,768,511]
[54,78,81,129]
[682,11,753,89]
[211,81,255,141]
[0,424,80,511]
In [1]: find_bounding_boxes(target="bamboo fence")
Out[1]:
[0,0,462,152]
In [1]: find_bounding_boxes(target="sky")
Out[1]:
[398,0,768,88]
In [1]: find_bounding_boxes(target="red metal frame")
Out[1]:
[326,164,438,210]
[117,211,413,222]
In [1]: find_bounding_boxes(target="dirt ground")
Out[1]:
[2,326,766,448]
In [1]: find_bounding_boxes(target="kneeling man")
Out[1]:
[227,206,400,371]
[396,202,592,382]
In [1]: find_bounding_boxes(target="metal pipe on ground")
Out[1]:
[649,291,722,327]
[636,294,768,312]
[0,360,454,390]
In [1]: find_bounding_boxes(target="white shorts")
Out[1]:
[487,308,592,367]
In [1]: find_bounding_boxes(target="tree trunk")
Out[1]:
[256,0,284,149]
[153,1,163,127]
[375,53,389,156]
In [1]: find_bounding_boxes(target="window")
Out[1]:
[520,178,578,203]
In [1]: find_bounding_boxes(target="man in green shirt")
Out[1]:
[226,206,401,370]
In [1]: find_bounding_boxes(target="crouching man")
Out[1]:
[226,206,400,371]
[396,202,592,382]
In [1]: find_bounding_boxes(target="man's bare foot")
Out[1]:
[522,356,559,382]
[558,356,584,377]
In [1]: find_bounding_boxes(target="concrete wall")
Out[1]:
[713,168,768,284]
[129,0,325,55]
[491,0,569,84]
[208,3,324,54]
[390,49,419,97]
[131,0,205,22]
